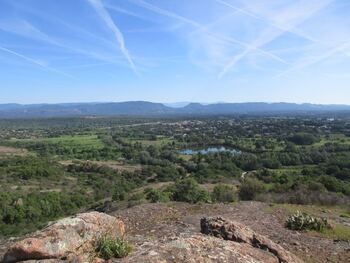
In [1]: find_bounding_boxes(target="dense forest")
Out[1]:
[0,115,350,236]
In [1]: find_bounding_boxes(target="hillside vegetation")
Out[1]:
[0,115,350,242]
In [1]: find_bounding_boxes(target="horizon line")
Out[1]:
[0,101,350,106]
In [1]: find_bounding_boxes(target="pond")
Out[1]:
[179,146,241,155]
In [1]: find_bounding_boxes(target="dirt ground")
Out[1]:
[59,160,142,172]
[1,201,349,263]
[111,201,350,263]
[0,146,27,157]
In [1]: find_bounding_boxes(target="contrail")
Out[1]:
[131,0,287,66]
[276,41,350,78]
[0,45,75,78]
[218,0,334,78]
[0,5,131,66]
[88,0,138,75]
[105,4,154,22]
[218,49,250,79]
[214,0,318,43]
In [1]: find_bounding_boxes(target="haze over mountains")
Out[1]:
[0,102,350,118]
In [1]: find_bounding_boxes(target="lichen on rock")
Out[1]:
[2,212,125,263]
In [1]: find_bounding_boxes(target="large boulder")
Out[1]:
[200,217,304,263]
[2,212,125,263]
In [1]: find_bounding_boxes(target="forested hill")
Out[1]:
[0,101,350,118]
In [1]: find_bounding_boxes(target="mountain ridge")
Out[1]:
[0,101,349,118]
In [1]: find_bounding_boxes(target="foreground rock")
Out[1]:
[200,217,304,263]
[119,217,304,263]
[1,208,306,263]
[121,234,280,263]
[2,212,125,263]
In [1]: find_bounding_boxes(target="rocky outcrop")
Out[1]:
[122,217,303,263]
[121,234,280,263]
[2,212,125,263]
[1,211,306,263]
[200,217,304,263]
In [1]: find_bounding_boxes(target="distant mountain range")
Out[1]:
[0,101,349,118]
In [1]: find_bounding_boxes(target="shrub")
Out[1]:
[126,192,147,208]
[112,186,127,201]
[285,211,330,231]
[96,235,132,259]
[144,188,170,203]
[170,178,211,203]
[307,181,326,192]
[318,176,344,193]
[258,189,350,206]
[238,178,265,201]
[211,184,236,203]
[128,192,145,201]
[287,133,319,145]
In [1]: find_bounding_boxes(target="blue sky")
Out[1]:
[0,0,350,104]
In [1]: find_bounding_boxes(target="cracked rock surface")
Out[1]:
[1,201,349,262]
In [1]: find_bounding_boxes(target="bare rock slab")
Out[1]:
[2,212,125,263]
[200,217,304,263]
[122,234,279,263]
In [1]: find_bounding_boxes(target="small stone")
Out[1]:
[292,241,300,246]
[148,250,158,256]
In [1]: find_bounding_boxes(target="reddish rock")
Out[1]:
[2,212,125,263]
[200,217,304,263]
[121,234,279,263]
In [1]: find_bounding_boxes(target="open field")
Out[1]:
[124,136,174,146]
[0,146,27,157]
[60,160,142,172]
[8,134,104,149]
[312,134,350,147]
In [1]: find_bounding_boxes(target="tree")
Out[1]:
[144,188,170,203]
[112,186,127,201]
[170,178,210,203]
[287,133,319,145]
[238,178,265,200]
[211,184,236,203]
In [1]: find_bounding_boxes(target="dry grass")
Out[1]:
[317,224,350,241]
[59,160,142,172]
[0,146,27,157]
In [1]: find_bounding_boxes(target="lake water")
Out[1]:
[179,146,241,155]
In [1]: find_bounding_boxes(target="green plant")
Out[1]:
[128,192,145,201]
[95,235,132,260]
[144,188,170,203]
[287,133,319,145]
[211,184,236,203]
[170,178,211,203]
[112,185,128,201]
[285,211,330,232]
[238,178,265,201]
[319,223,350,241]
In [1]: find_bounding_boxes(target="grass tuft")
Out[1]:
[95,235,132,260]
[318,224,350,241]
